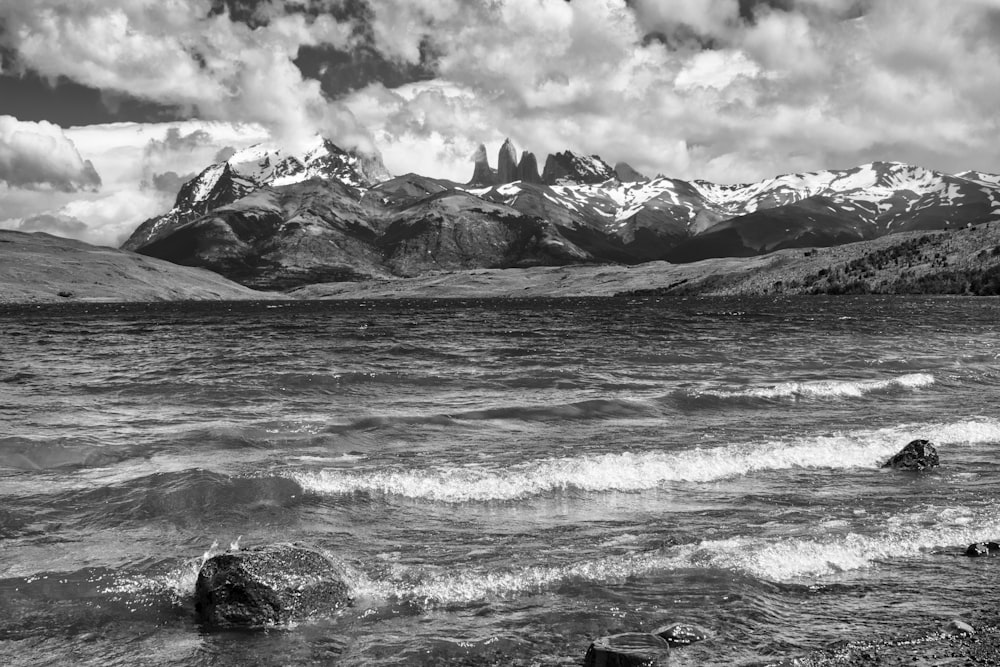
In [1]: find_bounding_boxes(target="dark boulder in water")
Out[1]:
[966,542,1000,557]
[583,632,671,666]
[652,622,709,647]
[881,439,939,470]
[194,543,351,628]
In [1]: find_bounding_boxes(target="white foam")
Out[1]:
[693,508,1000,581]
[695,373,934,400]
[350,550,684,605]
[350,505,1000,605]
[290,418,1000,503]
[110,502,1000,609]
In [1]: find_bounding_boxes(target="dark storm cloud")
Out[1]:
[0,65,184,127]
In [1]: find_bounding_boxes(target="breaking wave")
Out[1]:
[131,503,1000,610]
[292,418,1000,503]
[688,373,935,401]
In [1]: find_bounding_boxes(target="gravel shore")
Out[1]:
[770,615,1000,666]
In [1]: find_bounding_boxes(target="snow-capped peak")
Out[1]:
[121,136,391,251]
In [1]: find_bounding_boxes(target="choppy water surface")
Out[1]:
[2,296,1000,665]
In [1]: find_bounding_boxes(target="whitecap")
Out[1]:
[290,418,1000,503]
[692,373,935,400]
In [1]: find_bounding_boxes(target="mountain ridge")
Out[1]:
[119,135,1000,291]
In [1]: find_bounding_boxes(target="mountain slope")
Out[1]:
[121,136,1000,290]
[293,221,1000,299]
[127,167,588,289]
[0,230,274,302]
[123,138,389,251]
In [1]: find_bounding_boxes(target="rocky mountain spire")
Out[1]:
[614,161,648,182]
[497,138,519,183]
[542,151,615,185]
[517,151,542,184]
[469,144,497,186]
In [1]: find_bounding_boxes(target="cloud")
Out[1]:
[17,212,89,236]
[0,115,102,191]
[341,0,1000,182]
[5,0,1000,246]
[145,127,214,156]
[0,0,369,152]
[147,170,196,196]
[0,119,272,246]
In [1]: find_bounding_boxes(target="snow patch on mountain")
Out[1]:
[121,136,390,251]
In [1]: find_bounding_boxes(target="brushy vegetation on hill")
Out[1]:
[653,222,1000,297]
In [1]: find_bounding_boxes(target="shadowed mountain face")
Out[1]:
[121,138,1000,291]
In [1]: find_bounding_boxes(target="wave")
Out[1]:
[328,398,657,433]
[126,503,1000,612]
[685,508,1000,582]
[0,436,138,471]
[21,471,307,529]
[294,418,1000,503]
[686,373,935,402]
[325,374,936,434]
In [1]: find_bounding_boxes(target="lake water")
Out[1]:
[2,296,1000,666]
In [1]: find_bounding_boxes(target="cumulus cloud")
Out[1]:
[0,116,102,191]
[147,170,195,196]
[0,0,368,152]
[341,0,1000,182]
[4,0,1000,244]
[17,212,89,237]
[0,120,271,246]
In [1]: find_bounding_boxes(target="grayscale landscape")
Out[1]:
[3,2,1000,666]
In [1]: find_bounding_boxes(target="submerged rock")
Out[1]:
[194,543,351,628]
[583,632,671,667]
[881,439,939,470]
[652,622,709,647]
[966,541,1000,557]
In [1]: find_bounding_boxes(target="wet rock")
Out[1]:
[652,622,709,647]
[194,543,351,628]
[966,541,1000,557]
[583,632,671,667]
[881,439,939,470]
[946,619,976,636]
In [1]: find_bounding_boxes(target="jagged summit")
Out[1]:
[122,137,390,251]
[517,151,542,184]
[467,140,618,186]
[497,139,519,183]
[469,139,541,186]
[542,151,616,185]
[614,162,647,183]
[121,131,1000,293]
[469,144,497,187]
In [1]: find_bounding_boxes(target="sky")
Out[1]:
[2,0,1000,247]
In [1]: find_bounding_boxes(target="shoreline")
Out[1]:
[767,613,1000,666]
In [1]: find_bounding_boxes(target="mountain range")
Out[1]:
[120,137,1000,291]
